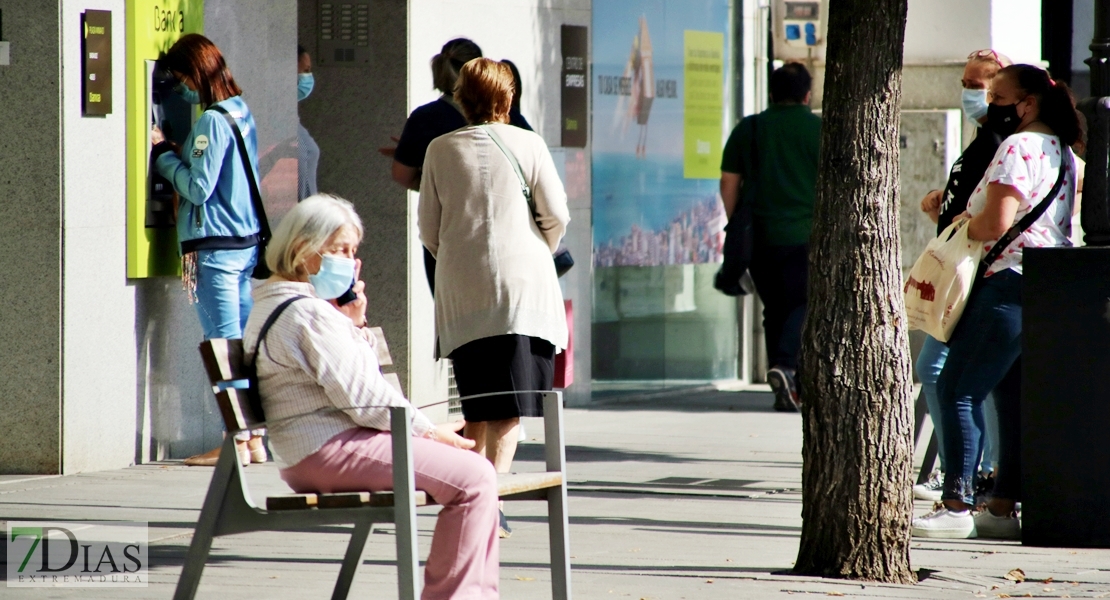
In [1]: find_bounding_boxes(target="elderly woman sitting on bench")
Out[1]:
[242,194,500,599]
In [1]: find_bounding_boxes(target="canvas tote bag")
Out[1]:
[904,220,984,342]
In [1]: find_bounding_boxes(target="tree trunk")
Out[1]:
[793,0,916,584]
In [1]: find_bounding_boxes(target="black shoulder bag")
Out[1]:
[209,104,273,280]
[243,296,305,422]
[714,115,758,296]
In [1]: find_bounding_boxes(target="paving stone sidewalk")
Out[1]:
[2,388,1109,599]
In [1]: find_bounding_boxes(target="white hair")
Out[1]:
[265,194,363,279]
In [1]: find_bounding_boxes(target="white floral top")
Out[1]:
[966,132,1076,276]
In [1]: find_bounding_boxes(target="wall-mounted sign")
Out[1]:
[82,10,112,116]
[561,25,588,148]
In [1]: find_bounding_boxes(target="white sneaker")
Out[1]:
[973,509,1020,540]
[912,471,943,502]
[911,506,977,538]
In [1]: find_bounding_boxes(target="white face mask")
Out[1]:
[961,88,989,125]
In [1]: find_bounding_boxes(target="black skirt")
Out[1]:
[449,334,556,422]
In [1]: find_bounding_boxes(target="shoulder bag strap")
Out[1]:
[479,124,536,216]
[209,104,271,242]
[249,296,306,369]
[982,150,1071,266]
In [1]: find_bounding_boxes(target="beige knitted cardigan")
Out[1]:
[418,123,570,358]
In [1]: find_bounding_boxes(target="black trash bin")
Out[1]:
[1022,247,1110,547]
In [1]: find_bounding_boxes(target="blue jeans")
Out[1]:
[194,247,257,340]
[937,270,1023,504]
[916,335,1000,474]
[193,247,259,440]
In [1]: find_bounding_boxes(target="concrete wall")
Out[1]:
[904,0,1040,66]
[0,1,63,474]
[296,0,423,407]
[60,0,137,473]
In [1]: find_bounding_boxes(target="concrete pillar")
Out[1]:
[0,1,64,474]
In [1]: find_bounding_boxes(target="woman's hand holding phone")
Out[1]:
[331,258,368,327]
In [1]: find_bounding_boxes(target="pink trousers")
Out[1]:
[281,428,499,599]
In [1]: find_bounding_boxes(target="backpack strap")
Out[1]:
[982,150,1071,267]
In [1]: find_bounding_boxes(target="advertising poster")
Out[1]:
[592,0,729,271]
[592,0,737,381]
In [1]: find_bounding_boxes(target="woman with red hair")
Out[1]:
[151,34,267,467]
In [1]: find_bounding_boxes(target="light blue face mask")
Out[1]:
[297,72,315,102]
[174,82,201,105]
[962,88,989,125]
[309,253,355,300]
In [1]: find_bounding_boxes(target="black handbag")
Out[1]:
[210,105,272,280]
[714,115,758,296]
[481,124,575,278]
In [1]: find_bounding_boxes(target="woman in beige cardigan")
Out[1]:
[419,58,570,538]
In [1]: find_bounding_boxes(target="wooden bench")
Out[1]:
[172,333,571,600]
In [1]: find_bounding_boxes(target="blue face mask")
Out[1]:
[961,88,989,125]
[297,72,315,102]
[174,82,201,105]
[308,253,355,300]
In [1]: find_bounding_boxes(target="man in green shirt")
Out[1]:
[719,63,821,412]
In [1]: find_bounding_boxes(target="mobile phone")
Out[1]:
[336,283,357,306]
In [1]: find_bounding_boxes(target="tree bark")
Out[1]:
[793,0,916,584]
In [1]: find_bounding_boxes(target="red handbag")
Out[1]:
[553,300,574,388]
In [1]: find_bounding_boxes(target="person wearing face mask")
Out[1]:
[912,49,1011,504]
[297,45,320,200]
[150,34,266,467]
[244,194,501,599]
[912,64,1082,540]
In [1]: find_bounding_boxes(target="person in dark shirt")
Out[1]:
[719,63,821,413]
[383,38,532,294]
[912,49,1011,504]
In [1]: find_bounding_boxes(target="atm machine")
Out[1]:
[145,60,193,229]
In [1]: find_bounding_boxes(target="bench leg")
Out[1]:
[547,485,572,600]
[917,432,940,485]
[391,406,421,600]
[331,521,372,600]
[173,437,238,600]
[543,391,572,600]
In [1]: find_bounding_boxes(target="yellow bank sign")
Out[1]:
[125,0,204,278]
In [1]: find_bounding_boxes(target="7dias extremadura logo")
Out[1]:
[7,521,148,587]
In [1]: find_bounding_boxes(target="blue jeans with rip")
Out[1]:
[917,335,1000,475]
[937,270,1023,505]
[193,247,259,440]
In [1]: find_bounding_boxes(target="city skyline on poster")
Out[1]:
[592,0,731,268]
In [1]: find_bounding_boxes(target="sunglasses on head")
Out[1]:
[968,49,1004,69]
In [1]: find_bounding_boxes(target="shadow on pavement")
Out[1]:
[586,390,780,413]
[515,443,733,464]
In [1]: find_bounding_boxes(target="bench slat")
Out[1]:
[267,490,429,511]
[366,327,393,367]
[265,472,560,512]
[267,494,318,511]
[497,472,563,496]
